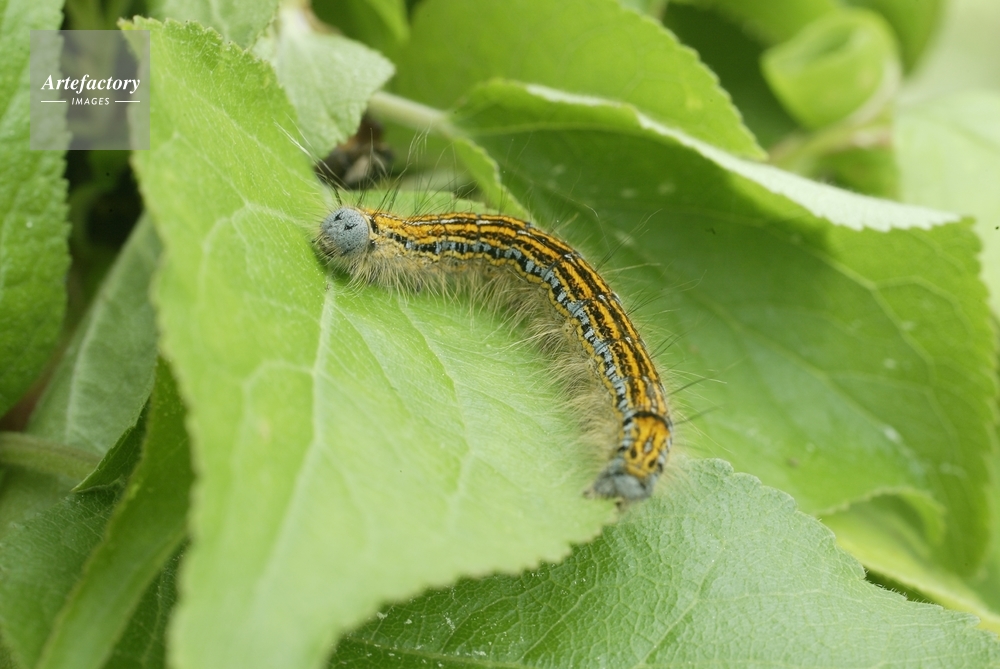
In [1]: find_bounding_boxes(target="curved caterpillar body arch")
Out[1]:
[316,205,672,501]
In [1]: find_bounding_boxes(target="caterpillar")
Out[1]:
[315,204,672,501]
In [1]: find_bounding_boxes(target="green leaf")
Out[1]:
[450,138,529,219]
[259,6,394,159]
[664,4,797,149]
[0,366,181,669]
[312,0,410,56]
[0,632,15,669]
[36,360,191,669]
[0,467,75,542]
[73,413,147,493]
[672,0,838,44]
[896,90,1000,316]
[0,489,117,669]
[456,81,957,231]
[128,18,612,669]
[332,458,1000,668]
[101,552,179,669]
[154,0,279,47]
[0,0,70,416]
[886,89,1000,623]
[971,467,1000,636]
[449,80,996,574]
[761,8,901,129]
[27,216,160,456]
[823,497,1000,634]
[394,0,763,158]
[845,0,946,70]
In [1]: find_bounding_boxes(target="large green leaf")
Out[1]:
[257,6,394,159]
[395,0,762,158]
[452,82,955,230]
[6,207,157,577]
[27,217,160,456]
[0,376,187,669]
[0,362,185,669]
[448,80,995,574]
[332,458,1000,668]
[128,18,612,669]
[975,449,1000,635]
[823,496,1000,634]
[0,0,70,416]
[896,90,1000,316]
[100,553,179,669]
[154,0,278,47]
[0,488,117,669]
[35,360,191,669]
[865,87,1000,630]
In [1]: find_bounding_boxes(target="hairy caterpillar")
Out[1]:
[315,204,673,501]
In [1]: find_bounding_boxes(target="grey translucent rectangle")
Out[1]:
[30,30,150,151]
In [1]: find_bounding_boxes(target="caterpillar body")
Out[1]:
[316,205,672,501]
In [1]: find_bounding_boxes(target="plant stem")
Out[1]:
[0,432,101,483]
[769,117,892,174]
[369,91,458,139]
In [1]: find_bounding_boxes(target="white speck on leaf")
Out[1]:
[883,426,901,443]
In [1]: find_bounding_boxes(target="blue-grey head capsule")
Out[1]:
[320,207,371,257]
[589,455,655,501]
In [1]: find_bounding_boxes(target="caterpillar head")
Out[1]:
[317,206,372,262]
[589,413,670,501]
